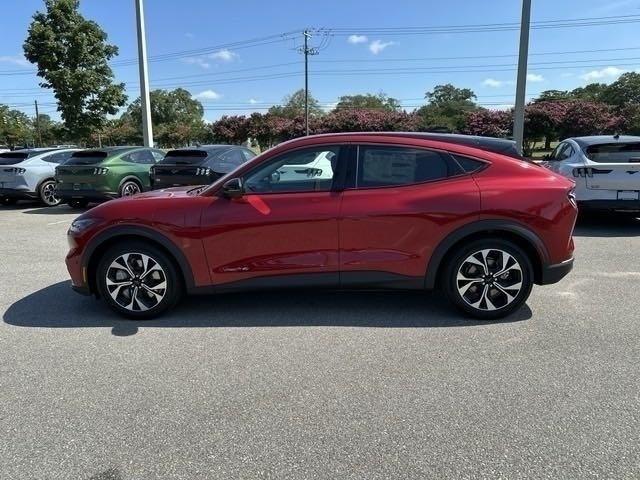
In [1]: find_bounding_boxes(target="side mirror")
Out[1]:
[222,177,244,198]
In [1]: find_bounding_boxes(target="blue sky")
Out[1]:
[1,0,640,121]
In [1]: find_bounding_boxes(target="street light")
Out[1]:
[135,0,153,147]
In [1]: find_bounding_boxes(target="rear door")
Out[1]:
[584,142,640,195]
[338,144,481,284]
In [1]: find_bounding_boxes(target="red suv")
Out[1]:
[66,133,577,320]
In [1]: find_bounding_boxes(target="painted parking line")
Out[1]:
[47,220,70,226]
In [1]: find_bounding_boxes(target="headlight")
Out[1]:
[93,167,109,175]
[68,217,100,235]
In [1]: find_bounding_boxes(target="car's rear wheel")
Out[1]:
[68,199,89,209]
[444,239,533,320]
[39,180,61,207]
[119,180,142,198]
[96,242,183,319]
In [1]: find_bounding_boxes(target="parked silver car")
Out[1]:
[0,148,79,206]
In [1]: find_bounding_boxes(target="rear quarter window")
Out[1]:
[450,154,487,173]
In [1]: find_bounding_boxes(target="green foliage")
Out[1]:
[334,92,401,112]
[0,106,33,147]
[268,89,324,118]
[601,72,640,106]
[416,84,479,132]
[23,0,126,141]
[126,89,207,147]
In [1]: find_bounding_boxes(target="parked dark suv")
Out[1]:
[150,145,255,189]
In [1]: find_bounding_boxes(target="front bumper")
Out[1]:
[540,257,574,285]
[578,200,640,213]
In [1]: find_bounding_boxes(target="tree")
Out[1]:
[23,0,126,140]
[524,101,570,150]
[461,109,512,138]
[570,83,608,102]
[0,106,33,147]
[268,89,324,118]
[557,101,623,138]
[416,84,479,132]
[318,110,418,133]
[602,72,640,106]
[334,93,401,112]
[126,88,206,147]
[210,115,250,145]
[535,90,572,102]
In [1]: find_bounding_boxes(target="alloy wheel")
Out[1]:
[122,182,141,197]
[41,181,61,206]
[456,248,523,311]
[106,253,167,312]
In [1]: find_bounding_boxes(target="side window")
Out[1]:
[242,149,256,161]
[220,149,246,167]
[244,146,340,194]
[125,150,155,164]
[151,150,165,162]
[357,146,459,188]
[450,154,486,173]
[43,151,75,164]
[549,143,569,161]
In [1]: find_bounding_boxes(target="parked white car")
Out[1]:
[0,148,79,206]
[541,135,640,215]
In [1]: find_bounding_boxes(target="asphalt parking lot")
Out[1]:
[1,203,639,479]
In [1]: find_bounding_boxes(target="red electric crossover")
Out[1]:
[66,133,577,320]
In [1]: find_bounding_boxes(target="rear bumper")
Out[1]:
[57,189,118,202]
[0,187,38,199]
[579,200,640,212]
[540,257,574,285]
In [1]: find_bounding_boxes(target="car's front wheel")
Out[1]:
[444,239,533,320]
[39,180,62,207]
[96,242,183,319]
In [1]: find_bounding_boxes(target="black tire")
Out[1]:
[443,238,534,320]
[68,199,89,209]
[39,179,62,207]
[0,196,17,206]
[96,241,183,320]
[119,179,142,198]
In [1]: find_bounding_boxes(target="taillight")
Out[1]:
[572,167,592,177]
[196,167,211,176]
[9,167,26,174]
[93,167,109,175]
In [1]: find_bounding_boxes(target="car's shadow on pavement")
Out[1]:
[3,281,531,336]
[573,213,640,237]
[22,205,92,215]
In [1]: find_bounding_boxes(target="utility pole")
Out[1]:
[135,0,153,147]
[513,0,531,155]
[34,100,42,147]
[299,29,319,136]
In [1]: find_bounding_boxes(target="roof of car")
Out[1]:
[169,145,235,153]
[570,135,640,147]
[295,132,521,157]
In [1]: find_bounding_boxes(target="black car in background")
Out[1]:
[150,145,256,189]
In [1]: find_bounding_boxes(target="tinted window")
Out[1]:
[451,154,486,173]
[241,149,256,161]
[125,150,155,164]
[42,150,76,164]
[220,149,246,167]
[550,142,572,161]
[0,152,29,165]
[357,146,459,188]
[63,151,109,165]
[245,146,340,193]
[160,150,208,165]
[586,142,640,163]
[151,151,165,162]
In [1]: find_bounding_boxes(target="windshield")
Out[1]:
[65,151,109,165]
[0,152,29,165]
[159,150,210,165]
[585,142,640,163]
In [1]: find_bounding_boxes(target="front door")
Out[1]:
[200,145,346,288]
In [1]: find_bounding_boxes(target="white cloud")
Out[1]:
[0,55,30,67]
[482,78,506,88]
[369,40,395,55]
[580,66,626,81]
[194,90,222,100]
[248,98,259,104]
[182,57,211,69]
[209,49,238,62]
[348,34,368,44]
[527,73,545,82]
